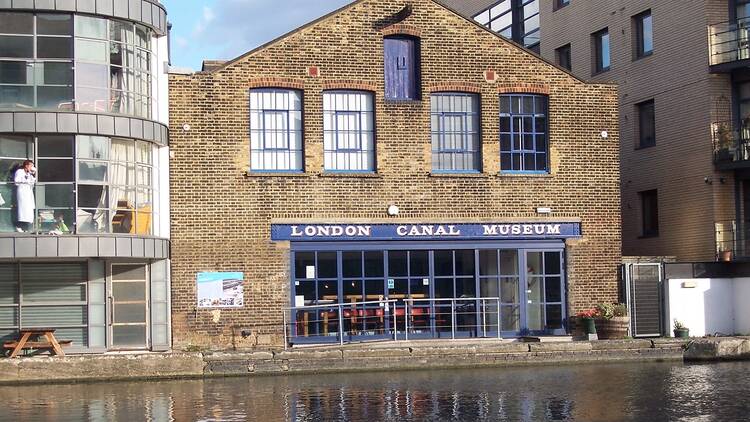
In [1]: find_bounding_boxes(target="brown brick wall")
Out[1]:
[168,0,621,349]
[539,0,734,261]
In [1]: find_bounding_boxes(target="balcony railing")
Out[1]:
[711,120,750,167]
[715,220,749,261]
[709,17,750,67]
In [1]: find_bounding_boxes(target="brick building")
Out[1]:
[443,0,750,263]
[168,0,620,348]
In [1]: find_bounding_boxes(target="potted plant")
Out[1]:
[714,122,735,162]
[673,320,690,338]
[595,303,630,339]
[575,308,599,335]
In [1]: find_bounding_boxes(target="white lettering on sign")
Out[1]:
[290,225,372,237]
[287,223,566,238]
[398,225,462,237]
[482,224,562,236]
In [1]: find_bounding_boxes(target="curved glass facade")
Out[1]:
[0,12,154,119]
[0,134,161,235]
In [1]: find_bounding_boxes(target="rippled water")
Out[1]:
[2,361,750,421]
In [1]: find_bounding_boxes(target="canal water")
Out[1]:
[2,361,750,421]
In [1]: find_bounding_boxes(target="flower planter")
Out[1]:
[596,316,629,339]
[673,328,690,338]
[582,317,596,334]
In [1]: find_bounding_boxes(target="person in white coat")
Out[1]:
[14,160,36,232]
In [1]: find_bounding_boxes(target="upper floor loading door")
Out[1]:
[108,263,149,349]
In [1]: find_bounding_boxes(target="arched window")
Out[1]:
[323,90,375,172]
[249,88,304,172]
[430,92,481,172]
[500,94,549,172]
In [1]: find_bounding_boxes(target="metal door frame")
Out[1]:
[106,261,151,350]
[623,262,664,337]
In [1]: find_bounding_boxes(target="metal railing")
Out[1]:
[714,220,749,260]
[711,120,750,165]
[709,16,750,66]
[283,297,508,348]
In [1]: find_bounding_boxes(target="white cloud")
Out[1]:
[193,6,217,37]
[194,0,352,60]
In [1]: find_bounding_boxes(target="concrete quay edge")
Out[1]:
[1,338,747,385]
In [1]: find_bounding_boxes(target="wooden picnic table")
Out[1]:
[3,328,71,358]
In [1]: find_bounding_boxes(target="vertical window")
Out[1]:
[473,0,540,51]
[323,91,375,172]
[430,93,481,172]
[384,37,419,101]
[738,0,750,20]
[640,189,659,237]
[556,44,571,71]
[636,99,655,148]
[592,28,610,74]
[249,88,303,172]
[500,94,549,172]
[634,10,653,58]
[521,0,540,51]
[555,0,570,9]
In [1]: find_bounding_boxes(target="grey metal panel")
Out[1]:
[0,113,12,132]
[12,0,34,9]
[77,0,95,13]
[57,113,77,133]
[132,237,144,257]
[128,0,140,21]
[97,115,115,135]
[130,118,143,139]
[159,9,166,33]
[78,237,98,256]
[95,0,112,15]
[144,238,155,258]
[162,240,169,258]
[112,0,127,17]
[35,0,54,8]
[58,237,79,257]
[35,113,57,132]
[115,237,131,257]
[13,113,35,132]
[143,120,154,140]
[36,237,57,256]
[0,238,13,258]
[15,238,36,257]
[0,0,11,8]
[55,0,76,11]
[77,114,97,134]
[114,117,130,136]
[98,237,115,256]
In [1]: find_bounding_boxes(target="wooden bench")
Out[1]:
[2,329,72,358]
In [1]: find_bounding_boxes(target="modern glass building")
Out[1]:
[0,1,170,353]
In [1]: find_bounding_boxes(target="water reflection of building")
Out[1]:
[0,1,171,353]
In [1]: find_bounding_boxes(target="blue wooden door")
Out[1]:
[384,37,417,100]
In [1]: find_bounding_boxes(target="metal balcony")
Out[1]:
[711,120,750,169]
[708,17,750,72]
[715,220,748,261]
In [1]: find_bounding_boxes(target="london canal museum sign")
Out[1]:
[271,223,582,241]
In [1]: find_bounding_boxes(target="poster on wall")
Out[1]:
[197,272,244,308]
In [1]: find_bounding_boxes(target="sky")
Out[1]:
[162,0,352,70]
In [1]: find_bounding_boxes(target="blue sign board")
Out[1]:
[271,222,581,242]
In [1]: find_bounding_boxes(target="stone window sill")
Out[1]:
[243,171,311,178]
[318,172,382,179]
[497,172,554,178]
[429,172,490,178]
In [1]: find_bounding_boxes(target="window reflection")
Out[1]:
[0,12,153,118]
[0,134,158,235]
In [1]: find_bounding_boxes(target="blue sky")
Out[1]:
[162,0,352,70]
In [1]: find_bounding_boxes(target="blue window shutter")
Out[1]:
[384,37,418,100]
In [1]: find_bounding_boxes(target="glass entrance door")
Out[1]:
[109,264,149,349]
[523,251,565,335]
